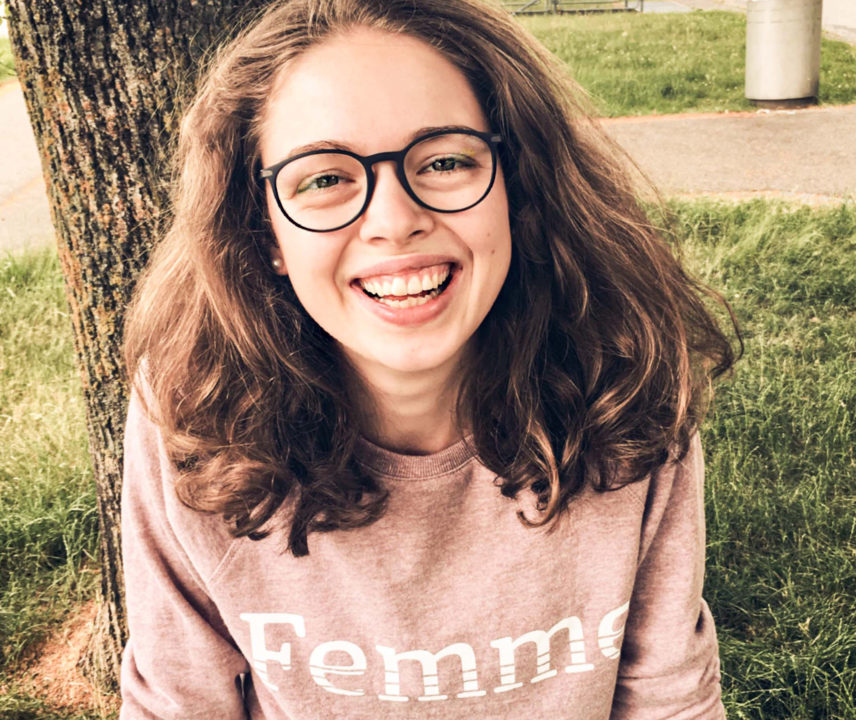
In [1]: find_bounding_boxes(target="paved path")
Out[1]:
[0,80,54,254]
[822,0,856,44]
[670,0,856,44]
[602,104,856,203]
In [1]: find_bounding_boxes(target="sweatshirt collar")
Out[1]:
[354,434,476,480]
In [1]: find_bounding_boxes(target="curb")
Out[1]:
[601,103,856,125]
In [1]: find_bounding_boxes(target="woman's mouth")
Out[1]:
[355,263,455,309]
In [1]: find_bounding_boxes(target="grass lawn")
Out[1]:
[519,11,856,116]
[0,36,15,84]
[0,200,854,717]
[3,12,856,115]
[674,200,856,717]
[0,249,99,717]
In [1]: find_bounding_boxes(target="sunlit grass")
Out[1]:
[0,249,97,674]
[520,11,856,116]
[4,11,856,115]
[674,200,856,718]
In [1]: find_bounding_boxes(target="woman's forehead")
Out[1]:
[259,27,489,162]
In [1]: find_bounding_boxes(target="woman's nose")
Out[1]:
[357,162,434,244]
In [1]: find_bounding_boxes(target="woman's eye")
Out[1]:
[431,157,458,172]
[424,155,473,173]
[298,174,342,193]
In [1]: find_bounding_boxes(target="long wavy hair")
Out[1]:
[124,0,739,556]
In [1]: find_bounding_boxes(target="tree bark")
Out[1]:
[7,0,271,694]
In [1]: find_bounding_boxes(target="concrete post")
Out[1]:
[745,0,823,107]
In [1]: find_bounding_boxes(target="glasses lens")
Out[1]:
[404,132,495,212]
[275,152,367,231]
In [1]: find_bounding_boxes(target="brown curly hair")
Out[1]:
[124,0,739,556]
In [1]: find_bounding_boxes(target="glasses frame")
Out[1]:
[259,128,503,233]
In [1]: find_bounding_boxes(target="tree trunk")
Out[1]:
[6,0,271,694]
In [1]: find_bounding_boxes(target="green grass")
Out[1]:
[673,200,856,718]
[520,11,856,116]
[0,249,98,714]
[0,204,854,717]
[2,11,855,115]
[0,36,14,84]
[0,691,103,720]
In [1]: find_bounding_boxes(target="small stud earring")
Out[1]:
[271,257,283,270]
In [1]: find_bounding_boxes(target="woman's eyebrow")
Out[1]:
[284,125,483,158]
[408,124,482,139]
[284,139,352,157]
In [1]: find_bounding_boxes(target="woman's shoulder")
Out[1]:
[610,432,704,511]
[632,433,706,562]
[123,380,240,586]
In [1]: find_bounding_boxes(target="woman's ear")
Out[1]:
[270,247,288,275]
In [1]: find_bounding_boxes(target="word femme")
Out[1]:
[241,601,629,702]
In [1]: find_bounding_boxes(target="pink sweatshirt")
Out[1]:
[120,390,724,719]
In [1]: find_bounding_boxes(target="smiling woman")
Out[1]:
[262,30,511,431]
[120,0,738,718]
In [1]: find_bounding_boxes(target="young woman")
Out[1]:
[120,0,738,717]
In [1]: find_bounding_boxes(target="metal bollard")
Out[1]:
[745,0,823,107]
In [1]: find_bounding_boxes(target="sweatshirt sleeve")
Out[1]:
[119,388,250,719]
[610,434,725,720]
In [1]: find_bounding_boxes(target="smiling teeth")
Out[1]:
[359,264,451,299]
[376,292,440,308]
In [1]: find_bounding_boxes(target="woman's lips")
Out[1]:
[350,263,459,326]
[356,262,452,304]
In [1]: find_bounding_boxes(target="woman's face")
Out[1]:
[260,27,511,388]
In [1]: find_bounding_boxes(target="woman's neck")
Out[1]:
[344,357,466,456]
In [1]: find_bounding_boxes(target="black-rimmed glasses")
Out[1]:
[260,128,503,233]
